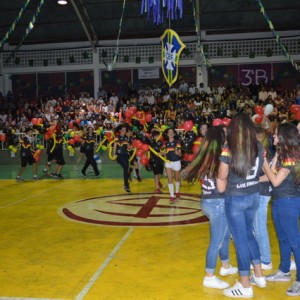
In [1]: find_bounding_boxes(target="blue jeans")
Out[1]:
[272,197,300,281]
[253,195,272,264]
[225,192,261,276]
[201,198,230,274]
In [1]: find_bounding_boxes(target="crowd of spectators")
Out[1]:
[0,79,300,139]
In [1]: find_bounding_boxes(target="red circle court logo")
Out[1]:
[60,193,208,227]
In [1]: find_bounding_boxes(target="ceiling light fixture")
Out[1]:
[57,0,68,5]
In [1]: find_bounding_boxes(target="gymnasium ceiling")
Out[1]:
[0,0,300,48]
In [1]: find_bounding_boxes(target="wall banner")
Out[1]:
[138,68,160,79]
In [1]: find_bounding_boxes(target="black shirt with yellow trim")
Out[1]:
[271,158,300,200]
[219,142,264,196]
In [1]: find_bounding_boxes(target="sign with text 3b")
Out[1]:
[239,64,271,86]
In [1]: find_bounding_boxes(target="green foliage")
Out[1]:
[249,51,255,59]
[69,55,75,63]
[82,51,89,59]
[217,47,223,56]
[266,48,273,57]
[232,50,239,58]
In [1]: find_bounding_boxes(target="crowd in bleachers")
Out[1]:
[0,79,300,143]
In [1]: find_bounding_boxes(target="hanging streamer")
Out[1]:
[256,0,299,71]
[140,0,183,25]
[5,0,45,63]
[0,0,31,49]
[108,0,126,71]
[191,0,211,68]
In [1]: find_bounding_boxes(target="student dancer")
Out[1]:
[16,127,40,181]
[73,122,84,172]
[164,127,182,204]
[181,125,238,289]
[262,122,300,297]
[81,126,100,178]
[49,124,65,179]
[149,130,164,193]
[126,127,142,182]
[113,124,131,192]
[217,113,266,298]
[43,132,55,176]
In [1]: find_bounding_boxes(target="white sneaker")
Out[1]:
[290,260,297,271]
[250,274,267,288]
[286,281,300,296]
[251,263,272,270]
[265,269,291,282]
[261,263,273,270]
[203,275,230,289]
[224,281,253,298]
[220,265,238,276]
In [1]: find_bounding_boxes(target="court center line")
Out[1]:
[75,227,134,300]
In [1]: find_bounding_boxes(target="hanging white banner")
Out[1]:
[138,68,160,79]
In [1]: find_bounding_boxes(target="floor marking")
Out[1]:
[0,297,64,300]
[0,186,59,209]
[75,227,134,300]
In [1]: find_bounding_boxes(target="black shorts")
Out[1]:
[21,155,35,167]
[80,145,86,153]
[47,152,54,162]
[53,150,65,165]
[151,162,164,175]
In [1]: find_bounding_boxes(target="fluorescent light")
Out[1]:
[58,0,67,5]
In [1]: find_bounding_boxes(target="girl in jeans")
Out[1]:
[262,122,300,297]
[217,113,266,298]
[181,126,237,290]
[253,125,272,269]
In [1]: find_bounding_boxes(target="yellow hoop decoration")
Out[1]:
[108,139,117,160]
[96,136,107,153]
[155,131,163,142]
[50,134,57,153]
[149,146,169,162]
[129,147,137,162]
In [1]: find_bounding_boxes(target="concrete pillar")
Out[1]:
[196,64,208,88]
[93,49,100,99]
[3,73,12,96]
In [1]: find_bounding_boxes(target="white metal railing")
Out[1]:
[2,36,299,69]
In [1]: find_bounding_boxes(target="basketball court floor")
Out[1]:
[0,162,296,300]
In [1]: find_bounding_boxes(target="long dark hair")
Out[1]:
[276,122,300,184]
[227,113,258,178]
[181,126,225,182]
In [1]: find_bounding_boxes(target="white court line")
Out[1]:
[0,297,66,300]
[75,227,134,300]
[0,186,58,209]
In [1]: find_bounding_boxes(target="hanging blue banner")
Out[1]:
[160,29,185,87]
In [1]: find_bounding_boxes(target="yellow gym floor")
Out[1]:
[0,178,295,300]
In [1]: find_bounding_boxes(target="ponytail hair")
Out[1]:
[181,126,225,182]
